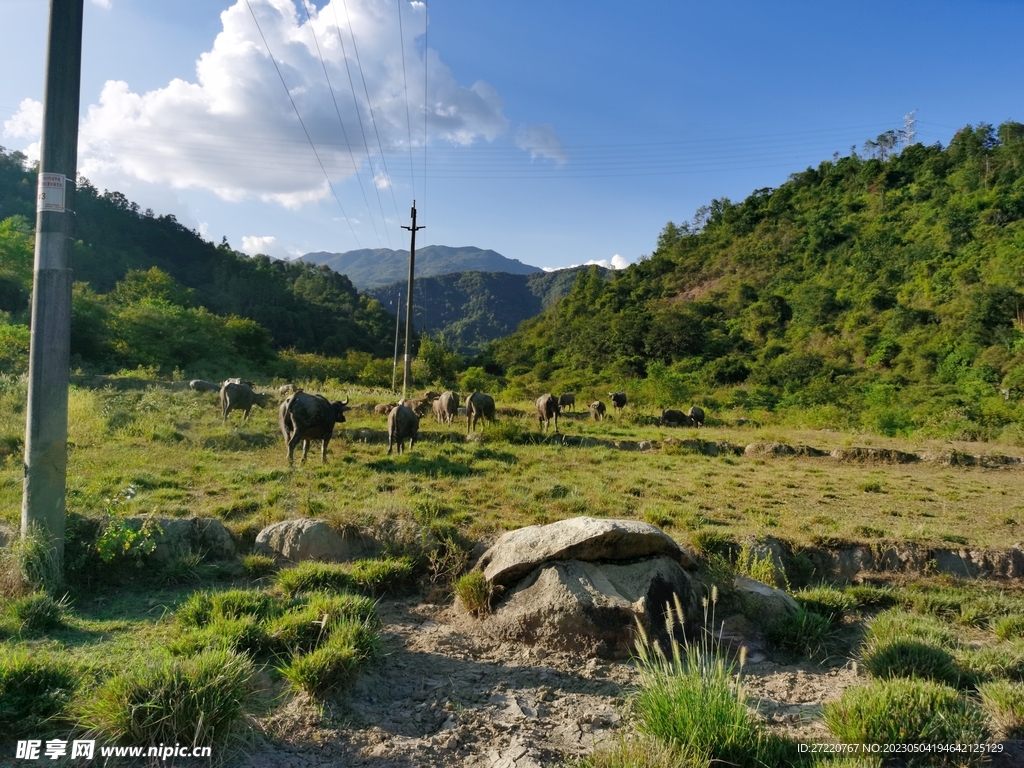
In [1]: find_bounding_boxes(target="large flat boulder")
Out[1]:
[479,517,696,588]
[482,555,699,659]
[255,518,379,563]
[124,517,235,565]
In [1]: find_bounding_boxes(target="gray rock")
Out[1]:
[734,574,799,620]
[479,516,696,588]
[484,555,699,659]
[124,516,236,565]
[254,518,379,563]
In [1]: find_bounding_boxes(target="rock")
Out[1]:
[254,518,379,563]
[124,517,236,565]
[0,522,13,551]
[484,555,699,659]
[829,447,918,464]
[741,535,789,588]
[734,574,799,621]
[479,516,696,588]
[745,441,796,457]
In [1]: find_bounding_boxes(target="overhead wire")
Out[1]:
[299,0,384,248]
[396,0,416,201]
[243,0,361,248]
[422,0,428,215]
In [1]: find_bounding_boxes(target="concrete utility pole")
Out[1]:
[400,202,424,398]
[391,290,401,392]
[22,0,85,575]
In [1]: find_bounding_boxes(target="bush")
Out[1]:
[278,621,380,697]
[824,678,989,766]
[0,651,77,738]
[455,571,493,616]
[80,649,255,747]
[978,680,1024,737]
[765,607,833,660]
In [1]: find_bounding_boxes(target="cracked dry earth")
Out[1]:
[243,597,871,768]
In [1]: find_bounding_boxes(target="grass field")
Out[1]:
[1,378,1021,552]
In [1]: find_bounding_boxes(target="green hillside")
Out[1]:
[366,266,607,354]
[490,122,1024,440]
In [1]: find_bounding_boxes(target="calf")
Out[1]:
[220,382,270,422]
[609,391,627,413]
[589,401,606,421]
[688,405,706,428]
[558,393,576,412]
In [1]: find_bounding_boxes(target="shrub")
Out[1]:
[794,586,855,625]
[10,591,68,633]
[278,621,380,697]
[765,607,833,660]
[977,680,1024,737]
[0,651,77,738]
[824,678,989,766]
[277,562,352,596]
[455,571,493,616]
[80,649,255,747]
[242,554,277,579]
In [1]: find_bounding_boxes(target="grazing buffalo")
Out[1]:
[536,393,560,433]
[589,401,606,421]
[660,409,691,427]
[609,391,627,413]
[374,402,398,417]
[401,391,440,418]
[278,383,297,396]
[688,405,706,428]
[224,377,256,388]
[387,404,419,455]
[189,379,220,393]
[466,392,496,433]
[220,382,270,422]
[558,393,576,412]
[433,391,460,426]
[279,392,350,463]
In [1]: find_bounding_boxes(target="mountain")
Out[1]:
[366,266,607,355]
[489,122,1024,439]
[300,245,542,290]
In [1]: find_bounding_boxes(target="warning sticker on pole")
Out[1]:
[37,173,66,213]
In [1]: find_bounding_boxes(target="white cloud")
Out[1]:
[241,234,283,257]
[90,0,112,9]
[75,0,511,205]
[373,171,391,189]
[543,254,631,272]
[3,98,42,139]
[515,123,566,165]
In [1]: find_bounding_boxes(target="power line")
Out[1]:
[243,0,360,248]
[339,0,404,225]
[299,0,383,247]
[422,0,428,215]
[329,0,393,246]
[396,0,415,201]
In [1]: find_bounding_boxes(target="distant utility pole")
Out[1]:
[400,202,424,398]
[22,0,85,576]
[391,290,401,392]
[903,110,918,147]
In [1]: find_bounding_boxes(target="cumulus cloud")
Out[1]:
[3,98,42,139]
[515,123,566,165]
[90,0,112,9]
[543,254,631,272]
[241,234,283,257]
[71,0,515,207]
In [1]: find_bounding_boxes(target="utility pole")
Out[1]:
[391,290,401,392]
[400,202,424,398]
[22,0,84,578]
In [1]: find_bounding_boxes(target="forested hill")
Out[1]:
[0,147,394,361]
[301,245,542,289]
[490,122,1024,439]
[366,266,608,355]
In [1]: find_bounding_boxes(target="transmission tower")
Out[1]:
[903,109,918,147]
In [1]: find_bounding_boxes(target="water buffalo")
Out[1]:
[688,405,706,428]
[433,391,460,426]
[223,377,256,388]
[558,393,576,412]
[660,409,691,427]
[189,379,220,393]
[589,401,606,421]
[279,392,350,463]
[401,391,439,417]
[374,402,398,417]
[220,382,270,422]
[466,392,496,433]
[609,391,627,413]
[536,393,560,433]
[278,383,297,396]
[387,404,419,455]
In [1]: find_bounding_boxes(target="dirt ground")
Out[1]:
[237,595,1022,768]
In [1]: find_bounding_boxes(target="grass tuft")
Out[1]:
[794,585,855,625]
[278,620,381,697]
[993,614,1024,641]
[241,553,278,579]
[9,591,68,633]
[0,650,77,738]
[765,606,834,660]
[977,679,1024,737]
[455,571,493,616]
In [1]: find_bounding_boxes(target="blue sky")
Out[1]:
[1,0,1022,271]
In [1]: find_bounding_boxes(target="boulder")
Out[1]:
[483,555,699,659]
[479,517,696,588]
[0,522,13,551]
[124,517,236,565]
[734,575,799,621]
[254,518,379,563]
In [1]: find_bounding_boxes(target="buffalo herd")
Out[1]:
[198,380,707,462]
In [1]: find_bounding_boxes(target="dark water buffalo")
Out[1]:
[401,390,439,417]
[189,379,220,393]
[223,377,255,388]
[609,391,627,413]
[660,409,691,427]
[589,401,606,421]
[374,402,398,417]
[688,405,706,428]
[466,392,496,433]
[536,393,560,433]
[433,391,460,426]
[558,393,576,412]
[220,382,269,422]
[279,392,350,463]
[387,404,419,455]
